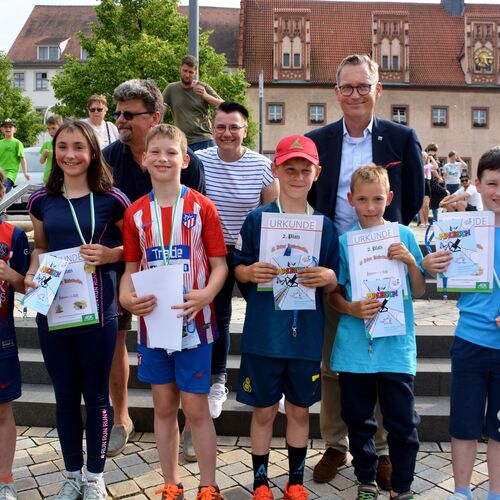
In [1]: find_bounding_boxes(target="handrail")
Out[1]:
[0,184,32,212]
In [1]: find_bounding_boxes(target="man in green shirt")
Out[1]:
[0,119,29,192]
[163,55,223,151]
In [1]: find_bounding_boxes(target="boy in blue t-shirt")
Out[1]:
[329,164,426,500]
[233,135,338,500]
[0,169,30,498]
[423,147,500,500]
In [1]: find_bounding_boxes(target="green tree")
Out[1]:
[0,53,44,146]
[52,0,254,146]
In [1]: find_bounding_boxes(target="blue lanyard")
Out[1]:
[276,199,310,337]
[425,220,448,301]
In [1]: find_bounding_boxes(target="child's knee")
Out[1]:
[285,403,309,424]
[253,405,278,426]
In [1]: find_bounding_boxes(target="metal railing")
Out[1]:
[0,184,32,212]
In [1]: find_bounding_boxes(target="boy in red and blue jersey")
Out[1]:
[0,169,30,498]
[120,124,227,500]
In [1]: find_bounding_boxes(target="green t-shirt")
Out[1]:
[163,81,220,144]
[40,140,53,183]
[0,138,24,183]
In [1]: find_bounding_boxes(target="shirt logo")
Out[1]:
[182,213,197,230]
[0,242,8,259]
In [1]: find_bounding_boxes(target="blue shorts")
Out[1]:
[450,336,500,440]
[137,343,212,394]
[236,353,321,408]
[0,355,22,403]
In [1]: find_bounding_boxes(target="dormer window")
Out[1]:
[38,46,60,60]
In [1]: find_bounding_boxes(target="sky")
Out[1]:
[2,0,499,53]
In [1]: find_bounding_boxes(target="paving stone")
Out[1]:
[417,466,452,484]
[114,453,145,468]
[138,447,160,464]
[13,466,32,480]
[218,448,252,465]
[16,438,36,450]
[16,426,29,436]
[35,471,65,486]
[104,468,127,485]
[23,426,51,437]
[216,435,238,446]
[138,432,156,443]
[29,461,58,476]
[107,479,141,497]
[17,489,42,500]
[122,462,153,478]
[219,462,250,476]
[419,442,442,452]
[122,442,142,455]
[134,470,164,489]
[304,479,338,497]
[13,451,34,468]
[39,480,64,498]
[31,450,60,463]
[215,470,237,490]
[15,476,38,491]
[46,428,59,438]
[217,485,253,499]
[420,454,450,469]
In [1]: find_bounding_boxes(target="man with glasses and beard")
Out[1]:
[306,54,424,492]
[102,78,205,457]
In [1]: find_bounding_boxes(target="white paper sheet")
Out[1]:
[131,265,184,351]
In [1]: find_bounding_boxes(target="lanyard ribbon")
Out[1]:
[276,198,310,337]
[152,189,182,266]
[64,187,95,245]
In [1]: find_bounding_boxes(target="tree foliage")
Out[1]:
[0,53,45,146]
[51,0,254,145]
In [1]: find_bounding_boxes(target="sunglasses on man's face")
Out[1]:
[112,110,153,121]
[89,107,104,113]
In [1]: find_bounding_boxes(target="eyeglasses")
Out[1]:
[460,179,469,183]
[112,110,153,121]
[88,107,104,113]
[337,83,376,97]
[213,124,246,134]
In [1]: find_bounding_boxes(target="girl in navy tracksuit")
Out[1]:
[26,120,129,500]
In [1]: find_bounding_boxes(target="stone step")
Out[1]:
[18,348,452,397]
[14,323,455,358]
[13,384,451,441]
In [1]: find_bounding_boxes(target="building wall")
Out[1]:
[247,85,500,176]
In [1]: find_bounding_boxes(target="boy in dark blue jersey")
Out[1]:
[234,135,338,500]
[0,169,30,499]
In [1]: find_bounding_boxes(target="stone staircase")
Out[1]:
[13,319,454,442]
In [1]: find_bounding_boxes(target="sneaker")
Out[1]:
[0,482,17,500]
[390,493,414,500]
[195,485,221,500]
[278,394,286,415]
[82,479,107,500]
[253,484,274,499]
[106,419,135,457]
[155,483,185,499]
[283,482,309,499]
[55,477,84,500]
[357,483,378,500]
[208,383,228,419]
[181,427,197,462]
[447,494,470,500]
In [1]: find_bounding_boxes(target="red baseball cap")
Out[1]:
[274,135,320,166]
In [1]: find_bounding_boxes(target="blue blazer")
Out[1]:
[306,117,424,226]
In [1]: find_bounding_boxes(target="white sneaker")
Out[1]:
[83,479,107,500]
[208,383,228,419]
[278,394,286,414]
[181,427,197,462]
[55,477,84,500]
[447,494,470,500]
[0,482,17,500]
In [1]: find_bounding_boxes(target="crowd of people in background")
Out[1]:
[0,53,498,500]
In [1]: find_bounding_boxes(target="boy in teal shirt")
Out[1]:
[330,164,426,500]
[423,147,500,500]
[0,119,29,192]
[39,115,62,183]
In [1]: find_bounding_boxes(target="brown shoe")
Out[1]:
[376,455,392,490]
[313,447,347,483]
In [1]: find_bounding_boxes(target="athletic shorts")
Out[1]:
[424,179,431,197]
[137,343,212,394]
[236,353,321,408]
[0,355,22,403]
[449,336,500,441]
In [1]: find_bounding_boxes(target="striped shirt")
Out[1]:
[195,146,274,245]
[122,186,226,347]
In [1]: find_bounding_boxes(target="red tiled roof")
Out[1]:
[8,5,239,66]
[241,0,500,87]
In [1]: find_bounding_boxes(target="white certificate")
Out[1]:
[42,247,99,331]
[131,265,184,351]
[258,212,324,291]
[435,211,495,292]
[347,222,408,301]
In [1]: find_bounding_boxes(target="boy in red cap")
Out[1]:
[234,135,339,499]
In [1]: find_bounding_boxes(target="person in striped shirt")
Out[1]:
[195,101,279,421]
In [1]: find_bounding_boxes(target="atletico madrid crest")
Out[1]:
[182,213,197,230]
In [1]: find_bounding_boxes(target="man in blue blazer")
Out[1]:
[306,54,424,488]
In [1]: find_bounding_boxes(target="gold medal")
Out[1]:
[84,262,96,274]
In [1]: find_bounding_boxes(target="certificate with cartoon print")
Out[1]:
[41,247,100,330]
[347,222,408,301]
[435,211,494,292]
[258,213,324,291]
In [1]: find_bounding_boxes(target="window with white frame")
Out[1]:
[35,72,49,90]
[267,103,284,124]
[432,107,448,127]
[392,106,408,125]
[12,72,25,89]
[472,108,488,128]
[37,46,60,60]
[309,104,325,124]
